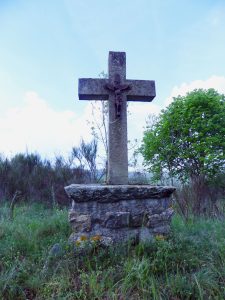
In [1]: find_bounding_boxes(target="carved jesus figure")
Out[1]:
[104,73,131,118]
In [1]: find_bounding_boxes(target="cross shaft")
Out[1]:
[78,51,156,184]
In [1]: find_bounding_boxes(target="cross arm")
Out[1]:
[78,78,108,100]
[126,80,156,102]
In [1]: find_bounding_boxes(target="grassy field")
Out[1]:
[0,203,225,299]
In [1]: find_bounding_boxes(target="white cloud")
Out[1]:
[0,91,162,159]
[166,75,225,106]
[128,101,160,142]
[1,75,224,159]
[0,91,93,158]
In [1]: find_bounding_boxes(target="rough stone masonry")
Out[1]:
[65,184,175,245]
[65,51,175,246]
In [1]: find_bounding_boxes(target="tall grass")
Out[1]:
[174,175,225,220]
[0,203,225,299]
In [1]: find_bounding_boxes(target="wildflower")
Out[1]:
[155,234,165,241]
[80,235,88,241]
[75,240,81,246]
[91,235,102,242]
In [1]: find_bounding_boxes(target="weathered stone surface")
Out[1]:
[69,210,91,232]
[79,78,108,100]
[130,212,148,227]
[68,227,138,244]
[126,80,156,101]
[48,243,63,257]
[70,198,162,221]
[66,184,175,244]
[78,51,156,184]
[78,78,155,102]
[104,212,130,229]
[139,228,154,242]
[108,91,128,184]
[146,208,174,228]
[152,225,171,235]
[65,184,175,202]
[70,51,174,244]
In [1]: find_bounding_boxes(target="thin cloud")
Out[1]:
[1,76,224,159]
[0,91,92,158]
[166,75,225,106]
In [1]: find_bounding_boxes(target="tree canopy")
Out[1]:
[140,89,225,183]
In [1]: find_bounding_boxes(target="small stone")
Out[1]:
[139,228,154,243]
[100,236,113,247]
[130,212,148,227]
[49,243,63,257]
[146,214,162,227]
[146,208,174,228]
[69,212,91,232]
[161,207,174,219]
[68,209,78,220]
[152,225,170,235]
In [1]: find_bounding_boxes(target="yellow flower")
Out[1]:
[91,235,102,242]
[155,234,165,241]
[80,235,88,241]
[75,240,81,246]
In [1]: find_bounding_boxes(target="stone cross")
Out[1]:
[78,51,156,185]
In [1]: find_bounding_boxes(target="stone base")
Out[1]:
[64,184,175,245]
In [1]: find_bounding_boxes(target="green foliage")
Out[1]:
[140,89,225,183]
[0,151,90,205]
[0,203,225,299]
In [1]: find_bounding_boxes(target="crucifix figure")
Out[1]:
[104,73,131,118]
[78,51,156,185]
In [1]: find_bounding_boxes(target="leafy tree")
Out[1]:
[140,89,225,183]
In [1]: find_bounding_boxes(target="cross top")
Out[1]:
[78,51,156,184]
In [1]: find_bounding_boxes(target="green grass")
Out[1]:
[0,203,225,299]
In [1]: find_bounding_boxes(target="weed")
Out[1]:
[0,203,224,299]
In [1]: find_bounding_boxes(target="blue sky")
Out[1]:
[0,0,225,159]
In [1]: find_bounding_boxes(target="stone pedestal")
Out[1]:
[65,184,175,245]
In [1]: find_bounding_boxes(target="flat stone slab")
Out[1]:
[65,184,176,203]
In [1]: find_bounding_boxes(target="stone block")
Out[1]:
[152,225,171,235]
[104,212,130,228]
[146,208,174,228]
[65,184,176,202]
[130,212,148,227]
[139,227,154,242]
[69,210,91,233]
